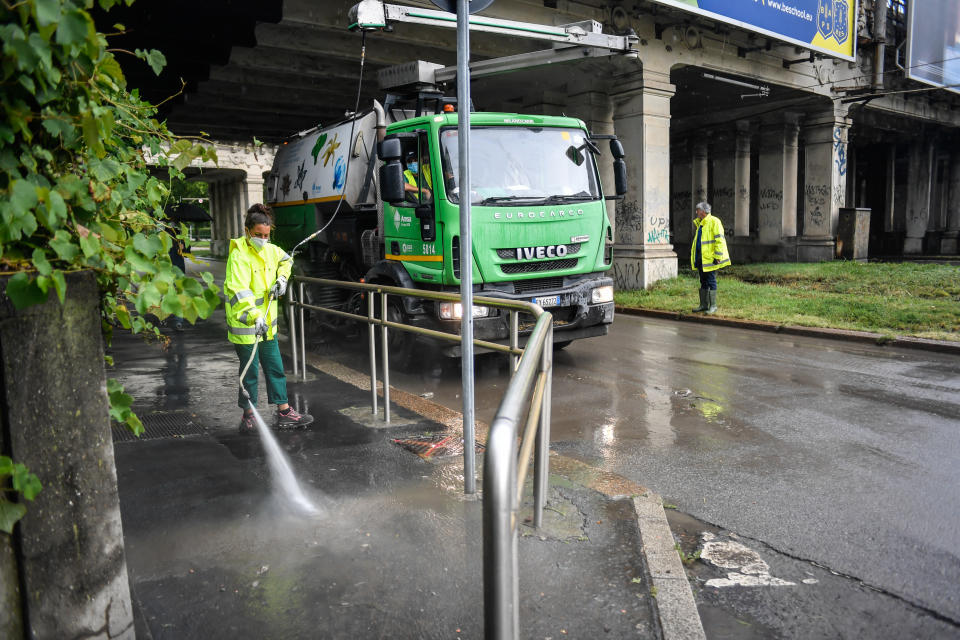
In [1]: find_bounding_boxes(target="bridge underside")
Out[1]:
[100,0,960,274]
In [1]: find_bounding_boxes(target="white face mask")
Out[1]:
[249,236,268,251]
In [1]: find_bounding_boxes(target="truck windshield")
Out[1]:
[439,126,601,205]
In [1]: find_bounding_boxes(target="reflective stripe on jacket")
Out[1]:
[690,213,731,272]
[224,236,293,344]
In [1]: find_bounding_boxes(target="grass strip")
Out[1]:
[615,262,960,342]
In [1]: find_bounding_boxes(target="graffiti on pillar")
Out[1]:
[833,128,847,177]
[833,185,845,207]
[613,261,640,290]
[647,228,671,243]
[759,188,783,212]
[711,186,735,200]
[810,206,825,227]
[738,185,749,201]
[615,199,643,241]
[805,184,829,206]
[672,190,692,215]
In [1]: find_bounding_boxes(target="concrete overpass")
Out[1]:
[97,0,960,282]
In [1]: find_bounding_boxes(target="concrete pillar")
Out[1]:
[692,140,709,209]
[884,146,897,233]
[569,90,616,230]
[798,106,851,262]
[904,142,933,255]
[522,90,567,117]
[928,155,948,253]
[711,131,736,236]
[734,121,752,237]
[244,173,259,211]
[610,62,678,289]
[942,152,960,254]
[758,115,800,243]
[209,181,226,258]
[671,141,693,246]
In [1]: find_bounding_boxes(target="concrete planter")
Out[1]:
[0,270,134,639]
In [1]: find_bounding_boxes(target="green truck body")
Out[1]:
[266,103,619,351]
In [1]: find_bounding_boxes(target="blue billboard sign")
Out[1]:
[653,0,857,61]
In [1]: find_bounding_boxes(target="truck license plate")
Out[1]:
[533,295,560,308]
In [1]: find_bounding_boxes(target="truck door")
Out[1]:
[387,132,442,269]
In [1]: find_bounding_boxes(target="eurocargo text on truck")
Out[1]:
[266,60,629,354]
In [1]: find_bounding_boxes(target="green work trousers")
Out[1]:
[234,338,288,409]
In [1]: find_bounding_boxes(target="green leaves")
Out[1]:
[5,272,50,309]
[55,8,94,46]
[1,2,228,522]
[107,378,143,435]
[134,48,166,76]
[0,455,43,534]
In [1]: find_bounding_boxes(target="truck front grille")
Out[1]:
[501,258,578,274]
[513,277,565,294]
[496,243,581,259]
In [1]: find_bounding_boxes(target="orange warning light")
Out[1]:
[443,104,455,113]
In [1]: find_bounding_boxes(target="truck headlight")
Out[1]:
[591,285,614,304]
[439,302,491,320]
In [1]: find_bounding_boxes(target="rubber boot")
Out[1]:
[692,288,709,312]
[705,289,718,315]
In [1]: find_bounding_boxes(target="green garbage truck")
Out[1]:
[266,62,627,352]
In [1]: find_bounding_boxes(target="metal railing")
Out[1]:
[285,276,553,640]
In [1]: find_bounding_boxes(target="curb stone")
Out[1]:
[616,306,960,355]
[633,495,707,640]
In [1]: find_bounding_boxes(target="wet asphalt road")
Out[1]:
[330,314,960,637]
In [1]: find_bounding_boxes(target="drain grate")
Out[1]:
[112,410,205,443]
[393,433,486,460]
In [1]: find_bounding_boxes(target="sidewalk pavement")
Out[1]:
[108,304,700,639]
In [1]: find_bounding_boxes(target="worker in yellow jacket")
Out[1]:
[690,202,731,314]
[225,203,313,433]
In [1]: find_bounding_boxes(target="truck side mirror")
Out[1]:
[613,158,628,196]
[378,137,403,161]
[609,139,625,159]
[380,161,406,204]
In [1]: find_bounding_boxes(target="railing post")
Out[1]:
[298,282,307,382]
[483,417,520,640]
[381,291,391,424]
[287,283,298,378]
[509,310,518,376]
[533,322,553,530]
[368,290,378,418]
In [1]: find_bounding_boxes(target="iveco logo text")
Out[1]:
[514,245,568,260]
[494,209,584,220]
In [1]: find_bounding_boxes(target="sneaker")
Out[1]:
[276,406,314,430]
[238,412,256,434]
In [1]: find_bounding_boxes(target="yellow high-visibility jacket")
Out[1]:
[403,164,433,200]
[224,236,292,344]
[690,213,731,272]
